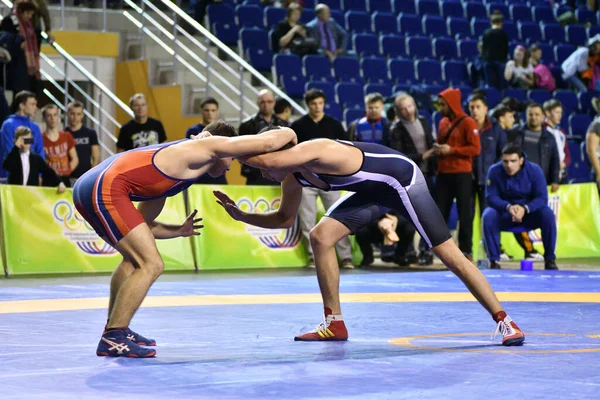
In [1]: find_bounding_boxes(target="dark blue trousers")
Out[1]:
[482,206,557,261]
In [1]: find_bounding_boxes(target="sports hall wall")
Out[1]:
[1,183,600,275]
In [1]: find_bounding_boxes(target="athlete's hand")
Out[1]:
[178,209,204,237]
[214,190,244,221]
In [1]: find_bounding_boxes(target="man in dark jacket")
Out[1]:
[483,145,558,270]
[388,92,436,265]
[239,89,289,185]
[481,11,509,90]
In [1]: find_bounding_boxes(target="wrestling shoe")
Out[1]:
[491,312,525,346]
[104,325,156,346]
[96,329,156,358]
[294,308,348,341]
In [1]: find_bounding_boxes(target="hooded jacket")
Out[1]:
[436,88,481,174]
[0,114,44,179]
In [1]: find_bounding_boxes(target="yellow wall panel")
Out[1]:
[42,31,119,58]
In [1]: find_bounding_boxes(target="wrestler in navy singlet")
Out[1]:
[293,140,451,248]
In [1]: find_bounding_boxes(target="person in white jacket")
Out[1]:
[561,34,600,92]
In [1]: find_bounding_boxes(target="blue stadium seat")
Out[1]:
[264,6,285,29]
[465,2,487,19]
[306,81,336,102]
[242,0,262,6]
[353,33,380,56]
[423,15,447,37]
[578,92,597,116]
[588,26,600,40]
[364,82,392,97]
[406,35,433,58]
[381,34,406,58]
[502,21,517,42]
[555,44,577,65]
[576,8,597,24]
[344,108,365,127]
[334,56,361,82]
[471,19,489,37]
[536,42,555,65]
[509,4,531,22]
[372,11,396,34]
[302,0,316,7]
[322,0,342,10]
[455,85,472,101]
[566,141,592,183]
[443,60,469,85]
[554,90,579,116]
[273,53,303,82]
[566,25,587,47]
[212,22,239,46]
[300,8,316,24]
[441,1,464,18]
[503,88,527,103]
[393,0,415,14]
[551,66,567,89]
[554,5,572,19]
[368,0,392,13]
[392,83,411,94]
[416,0,440,16]
[246,47,272,71]
[346,10,371,32]
[423,84,445,97]
[330,9,345,25]
[416,60,443,84]
[448,17,470,39]
[343,0,367,11]
[389,58,416,84]
[240,28,268,55]
[484,86,502,108]
[486,3,509,19]
[542,23,565,44]
[569,114,593,137]
[419,109,432,127]
[434,37,458,60]
[518,22,542,42]
[361,57,389,83]
[325,102,343,120]
[235,4,263,28]
[303,55,334,82]
[336,81,364,106]
[457,39,478,58]
[527,89,552,105]
[397,13,423,36]
[207,4,235,26]
[281,74,307,98]
[532,5,555,23]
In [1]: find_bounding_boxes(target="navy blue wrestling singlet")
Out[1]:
[292,140,451,248]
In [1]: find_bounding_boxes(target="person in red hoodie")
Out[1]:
[434,88,481,259]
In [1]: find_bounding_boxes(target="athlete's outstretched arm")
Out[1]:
[214,174,302,229]
[239,141,321,170]
[137,199,204,239]
[202,127,297,158]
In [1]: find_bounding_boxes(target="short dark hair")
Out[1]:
[304,88,326,105]
[502,144,524,158]
[468,94,488,106]
[492,106,513,120]
[526,103,543,113]
[41,104,59,118]
[67,101,84,111]
[543,99,562,113]
[202,120,237,137]
[13,90,36,112]
[365,92,384,105]
[529,43,540,53]
[274,97,292,114]
[490,10,503,25]
[286,2,302,18]
[17,1,37,13]
[200,97,219,109]
[386,106,395,120]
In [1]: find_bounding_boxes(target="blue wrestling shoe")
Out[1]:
[104,325,156,346]
[96,329,156,358]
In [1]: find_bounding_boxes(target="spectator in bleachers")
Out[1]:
[347,93,390,145]
[186,97,219,138]
[0,90,43,182]
[493,106,516,134]
[504,45,535,89]
[290,88,352,269]
[239,89,288,185]
[3,126,65,192]
[543,99,571,183]
[116,93,167,152]
[42,104,78,187]
[470,41,486,89]
[434,88,481,260]
[529,44,556,92]
[585,99,600,188]
[306,4,347,62]
[388,93,436,265]
[468,93,508,213]
[272,3,317,56]
[0,1,40,94]
[481,11,509,90]
[274,96,293,123]
[65,101,99,185]
[29,0,53,48]
[561,34,600,93]
[482,144,558,270]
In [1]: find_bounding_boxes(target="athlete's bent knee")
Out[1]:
[309,225,335,249]
[139,259,164,280]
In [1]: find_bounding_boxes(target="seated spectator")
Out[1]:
[585,99,600,188]
[306,4,347,62]
[542,99,571,183]
[0,90,43,182]
[65,101,99,185]
[561,34,600,93]
[272,3,317,56]
[481,11,509,90]
[274,96,293,123]
[469,41,486,89]
[355,213,416,268]
[348,93,390,145]
[482,145,558,270]
[42,104,78,187]
[504,46,534,89]
[529,44,556,92]
[0,1,40,94]
[3,126,65,192]
[117,93,167,151]
[186,97,219,138]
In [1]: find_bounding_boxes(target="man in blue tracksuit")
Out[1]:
[482,145,558,270]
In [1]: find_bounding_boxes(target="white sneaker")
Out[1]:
[525,252,544,261]
[499,253,511,261]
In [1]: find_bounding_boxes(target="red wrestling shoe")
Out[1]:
[294,308,349,341]
[492,312,525,346]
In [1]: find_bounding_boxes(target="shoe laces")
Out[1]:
[491,316,515,340]
[311,314,341,334]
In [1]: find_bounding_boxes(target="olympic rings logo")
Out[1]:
[236,197,281,213]
[53,200,92,231]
